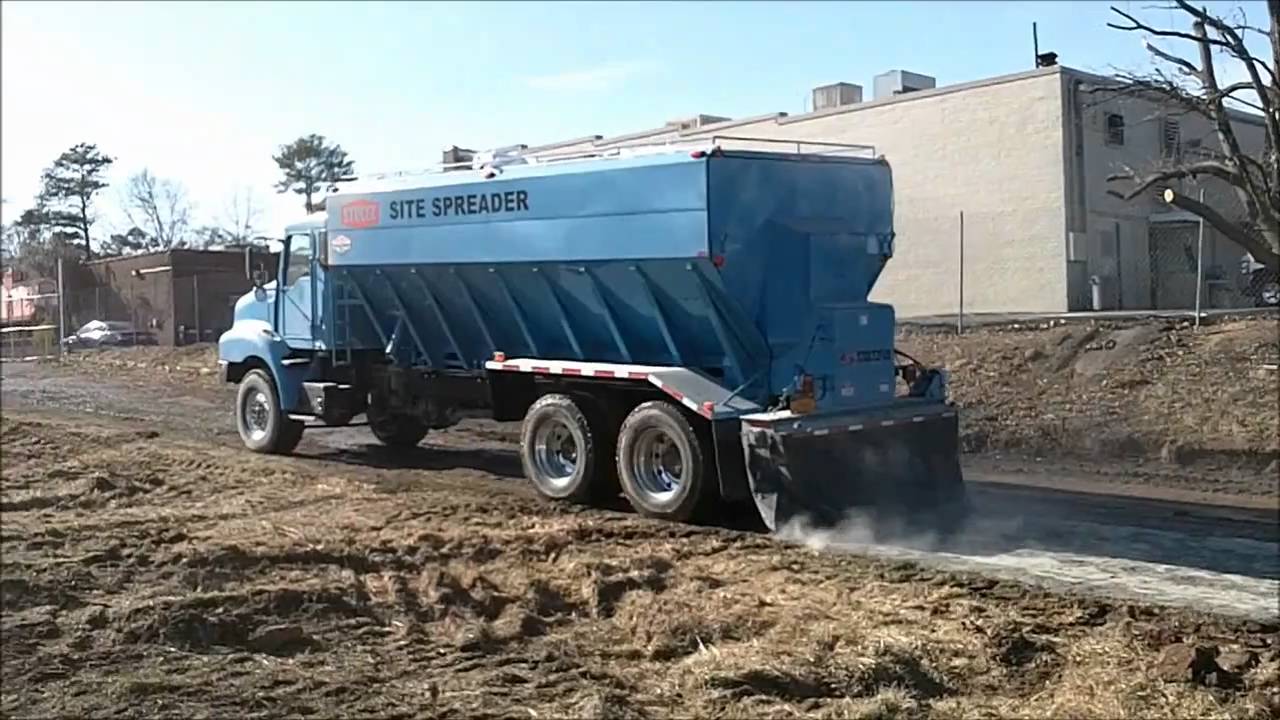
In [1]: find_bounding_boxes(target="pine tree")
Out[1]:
[273,134,355,213]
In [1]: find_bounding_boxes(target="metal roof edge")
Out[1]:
[82,247,246,266]
[592,125,681,146]
[1061,65,1266,127]
[777,66,1063,125]
[522,135,605,154]
[679,112,790,137]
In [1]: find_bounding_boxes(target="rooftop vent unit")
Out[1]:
[441,145,476,171]
[664,114,732,131]
[811,82,864,111]
[873,70,937,100]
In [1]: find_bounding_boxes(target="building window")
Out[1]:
[1161,117,1181,159]
[1105,113,1125,146]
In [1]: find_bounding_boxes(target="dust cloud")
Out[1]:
[773,495,1280,621]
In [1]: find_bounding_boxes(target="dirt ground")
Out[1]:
[2,410,1278,719]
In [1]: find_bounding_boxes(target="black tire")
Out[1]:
[367,402,429,448]
[235,369,304,454]
[616,400,709,522]
[520,393,607,503]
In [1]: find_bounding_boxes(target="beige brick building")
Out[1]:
[483,65,1266,317]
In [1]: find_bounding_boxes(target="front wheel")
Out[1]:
[235,369,304,454]
[616,400,709,523]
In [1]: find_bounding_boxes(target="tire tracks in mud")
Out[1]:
[3,408,1279,718]
[3,360,1278,623]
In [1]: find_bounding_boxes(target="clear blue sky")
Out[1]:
[1,0,1267,235]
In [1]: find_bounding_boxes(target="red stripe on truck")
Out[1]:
[562,367,582,375]
[594,370,616,377]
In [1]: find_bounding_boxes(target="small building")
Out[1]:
[514,64,1267,316]
[66,248,278,346]
[1,267,57,327]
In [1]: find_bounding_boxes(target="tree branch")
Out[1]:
[1142,39,1204,81]
[1165,188,1279,270]
[1111,159,1245,192]
[1107,6,1235,51]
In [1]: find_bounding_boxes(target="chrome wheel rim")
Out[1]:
[532,418,579,489]
[244,390,271,441]
[630,427,684,502]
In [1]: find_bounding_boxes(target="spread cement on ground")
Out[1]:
[779,511,1279,621]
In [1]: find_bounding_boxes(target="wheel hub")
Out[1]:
[631,427,684,501]
[533,420,579,489]
[244,391,271,441]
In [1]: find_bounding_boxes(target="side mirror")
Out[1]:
[244,247,268,288]
[244,246,258,286]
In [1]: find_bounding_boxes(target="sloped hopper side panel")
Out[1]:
[328,258,772,404]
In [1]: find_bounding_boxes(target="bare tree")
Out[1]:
[1105,0,1279,271]
[220,185,263,244]
[122,169,192,251]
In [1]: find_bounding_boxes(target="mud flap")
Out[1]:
[743,410,969,542]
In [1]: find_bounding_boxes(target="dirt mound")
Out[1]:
[899,316,1279,469]
[3,411,1277,719]
[60,343,219,380]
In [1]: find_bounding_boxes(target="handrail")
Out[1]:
[329,134,878,190]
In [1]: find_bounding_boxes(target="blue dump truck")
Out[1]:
[218,145,967,536]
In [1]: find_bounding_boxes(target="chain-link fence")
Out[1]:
[2,256,254,361]
[171,272,249,346]
[62,272,167,350]
[59,270,248,348]
[1146,188,1278,314]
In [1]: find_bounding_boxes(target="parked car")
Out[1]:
[1240,253,1280,307]
[61,320,158,349]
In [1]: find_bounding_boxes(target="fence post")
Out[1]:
[957,211,965,334]
[193,275,201,344]
[1194,188,1206,328]
[56,257,66,361]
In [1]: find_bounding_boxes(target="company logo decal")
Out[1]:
[340,199,379,228]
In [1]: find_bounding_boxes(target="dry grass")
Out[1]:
[4,398,1277,717]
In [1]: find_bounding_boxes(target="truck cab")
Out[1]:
[232,214,327,351]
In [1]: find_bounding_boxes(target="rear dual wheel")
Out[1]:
[519,393,615,502]
[616,401,708,523]
[520,394,708,523]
